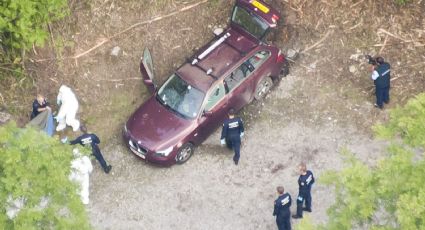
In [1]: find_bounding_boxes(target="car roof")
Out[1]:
[177,29,258,92]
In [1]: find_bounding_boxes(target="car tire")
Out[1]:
[175,143,194,164]
[254,76,273,100]
[280,60,290,78]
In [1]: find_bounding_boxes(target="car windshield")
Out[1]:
[157,74,205,119]
[231,5,269,39]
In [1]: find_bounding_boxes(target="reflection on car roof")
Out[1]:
[177,29,258,93]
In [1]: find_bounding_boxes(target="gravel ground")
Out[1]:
[86,69,387,230]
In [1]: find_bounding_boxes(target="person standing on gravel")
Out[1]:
[220,108,244,165]
[273,186,292,230]
[370,56,391,109]
[292,162,315,219]
[70,124,112,174]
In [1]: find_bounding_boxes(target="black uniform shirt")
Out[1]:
[273,193,292,217]
[298,170,315,193]
[221,117,244,140]
[31,99,49,119]
[70,133,100,149]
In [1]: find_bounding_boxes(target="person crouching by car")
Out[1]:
[70,124,112,174]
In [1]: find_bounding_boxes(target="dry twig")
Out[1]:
[302,30,333,53]
[379,35,389,54]
[35,0,208,62]
[93,77,141,82]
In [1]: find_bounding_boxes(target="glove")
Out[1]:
[61,136,68,144]
[240,132,244,138]
[220,139,225,145]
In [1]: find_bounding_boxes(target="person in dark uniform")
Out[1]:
[220,108,244,165]
[28,94,55,136]
[31,94,51,119]
[370,56,391,109]
[70,124,112,174]
[292,162,315,219]
[273,186,292,230]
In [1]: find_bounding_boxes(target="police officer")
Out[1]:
[31,94,51,119]
[370,56,391,109]
[292,162,315,219]
[273,186,292,230]
[220,108,244,165]
[70,124,112,174]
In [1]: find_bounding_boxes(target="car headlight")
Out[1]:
[155,146,174,157]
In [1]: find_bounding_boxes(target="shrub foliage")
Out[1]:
[0,0,68,57]
[0,122,91,229]
[307,94,425,230]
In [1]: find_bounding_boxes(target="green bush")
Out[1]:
[0,122,91,229]
[394,0,410,4]
[0,0,69,58]
[315,93,425,230]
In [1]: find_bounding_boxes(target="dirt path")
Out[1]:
[86,66,388,229]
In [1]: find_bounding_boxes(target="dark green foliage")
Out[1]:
[0,122,91,229]
[0,0,68,58]
[299,94,425,230]
[394,0,410,4]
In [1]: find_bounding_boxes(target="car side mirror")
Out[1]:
[202,110,213,117]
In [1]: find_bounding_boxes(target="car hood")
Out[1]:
[126,95,193,150]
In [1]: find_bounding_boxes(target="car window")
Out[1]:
[204,82,225,111]
[224,63,253,93]
[157,74,205,119]
[248,50,271,69]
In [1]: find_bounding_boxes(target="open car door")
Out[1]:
[140,47,157,94]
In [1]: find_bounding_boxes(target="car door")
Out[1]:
[197,81,230,142]
[140,48,157,94]
[224,61,255,111]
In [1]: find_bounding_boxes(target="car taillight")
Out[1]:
[277,50,284,63]
[272,14,279,23]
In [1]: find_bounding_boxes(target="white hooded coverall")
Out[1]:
[56,85,80,132]
[69,148,93,205]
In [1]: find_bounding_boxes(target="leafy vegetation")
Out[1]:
[0,0,68,62]
[394,0,411,4]
[0,122,91,229]
[298,93,425,230]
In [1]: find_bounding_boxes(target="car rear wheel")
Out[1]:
[279,61,290,78]
[254,76,273,100]
[175,143,194,164]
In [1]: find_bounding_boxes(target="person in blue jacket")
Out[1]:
[292,162,315,219]
[220,109,244,165]
[370,56,391,109]
[70,124,112,173]
[273,186,292,230]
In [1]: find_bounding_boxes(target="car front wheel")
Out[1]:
[175,143,194,164]
[254,76,273,100]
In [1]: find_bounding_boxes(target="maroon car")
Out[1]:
[123,0,288,166]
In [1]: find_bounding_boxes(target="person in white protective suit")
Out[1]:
[56,85,80,132]
[69,148,93,205]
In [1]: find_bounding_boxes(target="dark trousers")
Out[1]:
[92,145,109,172]
[226,138,241,164]
[296,191,312,217]
[375,86,390,108]
[276,215,291,230]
